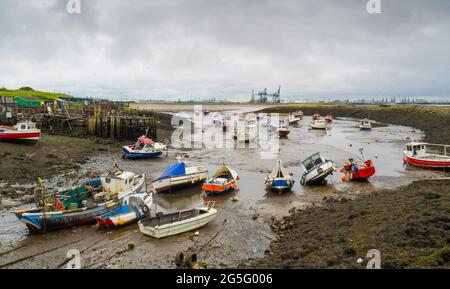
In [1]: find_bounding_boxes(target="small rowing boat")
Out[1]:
[403,142,450,169]
[359,118,372,130]
[202,165,239,195]
[300,153,337,186]
[0,121,41,142]
[138,202,217,238]
[340,159,376,181]
[265,160,295,194]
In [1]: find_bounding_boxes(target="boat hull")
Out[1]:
[202,181,236,195]
[266,178,294,193]
[301,161,336,185]
[404,155,450,169]
[98,205,142,229]
[122,146,163,159]
[0,130,41,141]
[152,171,208,193]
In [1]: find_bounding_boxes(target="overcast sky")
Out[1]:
[1,0,449,101]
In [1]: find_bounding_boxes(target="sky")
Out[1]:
[1,0,450,101]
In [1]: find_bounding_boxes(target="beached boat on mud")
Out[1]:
[151,158,208,193]
[340,159,376,181]
[309,119,327,130]
[288,114,301,125]
[294,111,304,119]
[270,120,290,137]
[312,113,321,121]
[0,121,41,142]
[359,118,372,130]
[233,123,257,142]
[300,153,337,186]
[324,115,333,123]
[98,192,153,229]
[202,165,239,195]
[138,202,217,239]
[122,136,167,159]
[11,169,145,233]
[403,142,450,169]
[265,160,295,194]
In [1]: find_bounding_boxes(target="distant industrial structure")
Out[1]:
[250,85,281,103]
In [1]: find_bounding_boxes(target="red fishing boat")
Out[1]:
[340,159,376,181]
[312,113,320,121]
[294,111,304,119]
[324,114,333,123]
[403,142,450,169]
[0,121,41,142]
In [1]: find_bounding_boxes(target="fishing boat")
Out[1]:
[151,158,208,193]
[270,120,290,137]
[324,114,333,123]
[122,136,167,159]
[288,114,301,125]
[138,202,217,239]
[340,159,376,181]
[265,160,295,194]
[309,119,327,130]
[202,165,239,195]
[312,113,321,121]
[403,142,450,169]
[300,153,337,186]
[294,111,304,119]
[97,192,153,229]
[359,118,372,130]
[11,167,145,233]
[0,121,41,142]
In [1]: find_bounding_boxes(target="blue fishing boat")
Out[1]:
[265,160,295,194]
[122,136,167,159]
[11,169,145,233]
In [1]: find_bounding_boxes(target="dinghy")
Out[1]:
[97,192,154,229]
[340,159,376,181]
[300,153,336,186]
[11,167,145,233]
[403,142,450,169]
[151,158,208,193]
[309,119,327,130]
[312,113,321,121]
[202,165,239,195]
[138,202,217,239]
[265,160,295,193]
[270,120,290,137]
[359,118,372,130]
[324,114,333,123]
[0,121,41,142]
[122,136,167,159]
[288,114,301,125]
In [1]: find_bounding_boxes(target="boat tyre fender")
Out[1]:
[142,205,150,215]
[317,167,323,174]
[300,176,306,186]
[184,253,198,268]
[175,252,184,268]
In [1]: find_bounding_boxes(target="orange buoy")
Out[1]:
[341,175,347,182]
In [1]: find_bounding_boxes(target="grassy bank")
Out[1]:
[246,180,450,269]
[0,87,71,100]
[259,104,450,144]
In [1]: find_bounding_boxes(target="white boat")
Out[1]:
[122,136,167,159]
[359,118,372,130]
[0,121,41,142]
[309,119,327,130]
[151,158,208,193]
[403,142,450,169]
[270,120,290,137]
[138,202,217,238]
[288,114,301,125]
[300,153,337,185]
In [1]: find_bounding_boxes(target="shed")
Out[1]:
[15,96,43,107]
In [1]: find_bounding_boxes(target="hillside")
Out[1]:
[0,87,72,100]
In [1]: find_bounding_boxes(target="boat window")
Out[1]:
[407,145,411,151]
[105,178,111,183]
[21,125,26,129]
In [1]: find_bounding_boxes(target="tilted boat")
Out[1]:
[0,121,41,142]
[359,118,372,130]
[11,168,145,233]
[202,165,239,195]
[309,119,327,130]
[98,192,153,229]
[403,142,450,169]
[300,153,337,186]
[270,120,290,137]
[288,114,301,125]
[340,159,376,181]
[312,113,321,121]
[151,158,208,193]
[265,160,295,193]
[122,136,167,159]
[324,114,333,123]
[138,202,217,239]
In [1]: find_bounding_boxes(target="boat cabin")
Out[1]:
[302,153,325,172]
[15,121,37,131]
[135,137,155,150]
[101,171,136,194]
[404,142,428,157]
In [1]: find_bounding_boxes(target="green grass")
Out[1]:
[0,87,72,100]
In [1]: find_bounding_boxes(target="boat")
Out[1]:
[0,121,41,142]
[138,202,217,239]
[202,165,239,195]
[288,114,301,125]
[265,160,295,194]
[403,142,450,169]
[270,120,290,137]
[122,136,167,159]
[324,114,333,123]
[340,159,376,181]
[11,167,145,233]
[309,119,327,130]
[312,113,321,121]
[97,192,154,229]
[300,153,337,186]
[294,111,304,119]
[359,118,372,130]
[151,158,208,193]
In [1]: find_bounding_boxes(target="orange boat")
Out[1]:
[340,159,376,181]
[202,165,239,195]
